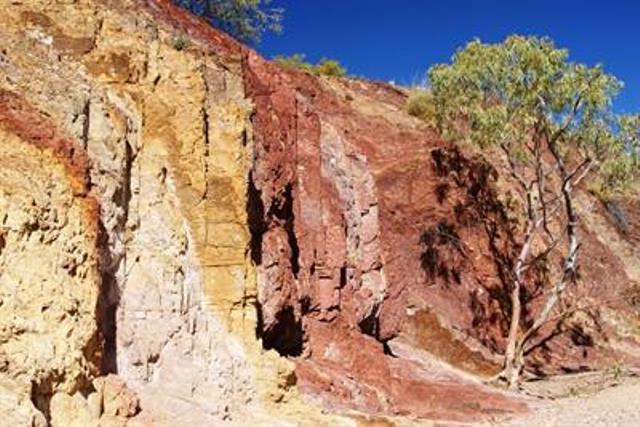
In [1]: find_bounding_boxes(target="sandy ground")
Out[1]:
[502,375,640,426]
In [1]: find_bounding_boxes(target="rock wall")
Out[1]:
[0,0,638,426]
[0,1,326,425]
[0,91,99,426]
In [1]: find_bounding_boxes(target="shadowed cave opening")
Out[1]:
[256,304,304,357]
[358,308,379,338]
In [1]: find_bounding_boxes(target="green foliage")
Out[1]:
[175,0,283,43]
[273,54,347,77]
[172,33,190,51]
[592,115,640,199]
[428,35,637,195]
[407,89,437,127]
[609,360,627,382]
[273,53,314,72]
[314,58,347,77]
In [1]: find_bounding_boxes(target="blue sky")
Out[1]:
[259,1,640,113]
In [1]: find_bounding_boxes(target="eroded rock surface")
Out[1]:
[0,91,99,423]
[0,0,638,425]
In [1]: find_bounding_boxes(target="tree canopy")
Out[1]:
[429,35,639,197]
[174,0,283,43]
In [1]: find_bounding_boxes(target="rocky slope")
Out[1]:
[0,1,638,426]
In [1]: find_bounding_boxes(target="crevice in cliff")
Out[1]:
[81,98,90,150]
[248,173,304,356]
[246,177,300,277]
[201,64,211,200]
[97,130,136,376]
[256,303,303,357]
[382,341,397,358]
[97,220,120,375]
[358,308,380,338]
[339,266,347,288]
[272,183,300,277]
[29,372,62,423]
[30,381,52,423]
[247,172,265,265]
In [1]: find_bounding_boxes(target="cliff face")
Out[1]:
[0,1,638,426]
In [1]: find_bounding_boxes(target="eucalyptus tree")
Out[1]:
[428,35,639,388]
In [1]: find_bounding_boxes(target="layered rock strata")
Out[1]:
[0,0,638,425]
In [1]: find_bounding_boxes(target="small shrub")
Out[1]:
[273,53,314,72]
[407,89,437,127]
[172,33,190,51]
[273,53,347,77]
[609,360,626,382]
[315,58,347,77]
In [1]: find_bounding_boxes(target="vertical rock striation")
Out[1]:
[0,0,637,425]
[0,1,329,424]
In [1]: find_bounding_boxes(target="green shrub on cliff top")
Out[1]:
[272,53,315,72]
[314,58,347,77]
[273,53,347,77]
